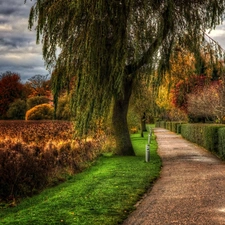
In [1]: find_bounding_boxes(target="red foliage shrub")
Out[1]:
[171,75,208,112]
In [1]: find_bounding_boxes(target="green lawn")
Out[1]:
[0,129,161,225]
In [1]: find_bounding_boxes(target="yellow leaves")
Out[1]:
[155,83,173,110]
[170,51,196,81]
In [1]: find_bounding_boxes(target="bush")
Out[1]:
[6,99,27,120]
[0,139,101,200]
[0,141,50,199]
[0,120,108,201]
[218,128,225,158]
[181,123,225,156]
[176,124,182,134]
[157,121,185,133]
[203,126,220,153]
[127,107,140,132]
[181,124,203,146]
[159,121,166,128]
[27,96,50,110]
[26,104,54,120]
[56,94,71,120]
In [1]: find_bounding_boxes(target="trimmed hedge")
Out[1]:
[157,121,225,159]
[218,128,225,159]
[155,121,185,134]
[180,124,225,156]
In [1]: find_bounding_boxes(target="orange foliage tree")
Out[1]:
[26,74,51,97]
[155,50,197,120]
[0,72,23,118]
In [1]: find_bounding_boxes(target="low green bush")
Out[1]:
[26,103,54,120]
[55,94,71,120]
[170,122,185,133]
[203,126,220,153]
[6,99,27,120]
[27,96,50,110]
[157,121,225,158]
[181,123,225,156]
[159,121,166,128]
[218,128,225,158]
[181,124,203,146]
[166,122,170,130]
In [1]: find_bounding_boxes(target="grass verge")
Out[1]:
[0,130,161,225]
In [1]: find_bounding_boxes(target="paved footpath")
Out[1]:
[123,128,225,225]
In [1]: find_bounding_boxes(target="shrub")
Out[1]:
[176,124,182,134]
[170,122,184,133]
[0,141,50,199]
[218,128,225,158]
[27,96,50,110]
[181,124,203,146]
[127,107,140,132]
[181,123,225,155]
[6,99,27,120]
[159,121,166,128]
[203,126,220,153]
[0,121,105,201]
[0,139,101,200]
[26,103,54,120]
[56,94,71,120]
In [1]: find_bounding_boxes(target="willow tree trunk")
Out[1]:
[112,79,135,156]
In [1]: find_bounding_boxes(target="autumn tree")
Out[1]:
[187,81,225,123]
[170,49,224,117]
[7,99,27,120]
[27,0,225,155]
[26,74,51,97]
[171,75,208,112]
[0,72,23,119]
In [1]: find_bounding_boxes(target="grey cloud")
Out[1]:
[0,0,33,17]
[0,7,18,16]
[0,18,9,24]
[0,1,49,82]
[0,36,33,48]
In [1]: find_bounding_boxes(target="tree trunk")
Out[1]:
[141,112,147,137]
[112,79,135,156]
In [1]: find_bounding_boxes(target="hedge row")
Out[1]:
[155,121,184,134]
[155,121,225,159]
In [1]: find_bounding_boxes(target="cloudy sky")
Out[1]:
[1,1,225,83]
[0,0,49,82]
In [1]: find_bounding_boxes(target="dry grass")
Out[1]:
[0,120,107,203]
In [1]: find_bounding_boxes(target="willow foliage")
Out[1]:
[26,0,225,135]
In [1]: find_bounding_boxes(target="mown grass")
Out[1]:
[0,129,161,225]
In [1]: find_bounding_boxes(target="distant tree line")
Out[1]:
[0,71,70,120]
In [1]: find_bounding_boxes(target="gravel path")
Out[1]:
[122,128,225,225]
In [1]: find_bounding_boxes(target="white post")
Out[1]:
[145,144,150,162]
[145,128,152,162]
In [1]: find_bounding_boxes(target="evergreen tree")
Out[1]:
[26,0,225,155]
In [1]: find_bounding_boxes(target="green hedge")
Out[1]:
[155,121,185,134]
[156,121,225,159]
[181,124,225,157]
[218,128,225,158]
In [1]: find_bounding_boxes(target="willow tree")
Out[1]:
[26,0,225,155]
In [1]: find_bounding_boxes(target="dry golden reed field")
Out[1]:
[0,120,105,202]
